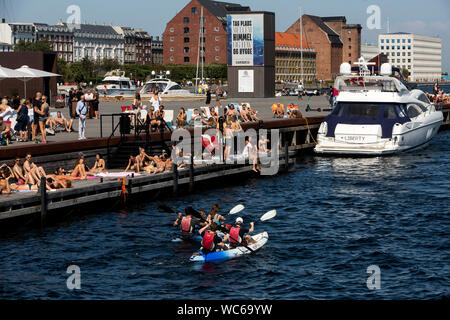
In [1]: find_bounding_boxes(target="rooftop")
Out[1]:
[275,32,311,50]
[197,0,250,24]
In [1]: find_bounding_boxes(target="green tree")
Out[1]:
[14,39,52,52]
[401,67,410,79]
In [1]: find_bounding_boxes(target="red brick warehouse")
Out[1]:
[163,0,250,65]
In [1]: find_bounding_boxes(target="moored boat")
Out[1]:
[315,58,444,155]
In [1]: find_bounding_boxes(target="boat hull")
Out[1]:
[315,116,443,156]
[189,232,268,263]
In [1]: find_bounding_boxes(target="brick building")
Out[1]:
[275,32,316,83]
[286,15,361,81]
[163,0,250,65]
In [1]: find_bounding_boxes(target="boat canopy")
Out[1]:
[325,102,411,138]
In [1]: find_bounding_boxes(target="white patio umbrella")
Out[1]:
[14,65,60,98]
[0,65,28,80]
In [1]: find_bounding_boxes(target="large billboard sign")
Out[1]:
[227,14,264,67]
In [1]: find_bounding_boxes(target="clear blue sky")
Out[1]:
[2,0,449,71]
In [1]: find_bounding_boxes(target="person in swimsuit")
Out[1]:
[71,157,87,180]
[176,108,187,129]
[125,155,140,173]
[36,95,50,143]
[207,204,226,226]
[23,154,46,185]
[89,154,107,174]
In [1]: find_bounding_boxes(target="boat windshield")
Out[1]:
[103,80,120,85]
[142,82,168,93]
[327,102,410,138]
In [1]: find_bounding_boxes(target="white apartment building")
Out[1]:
[0,21,36,46]
[72,23,124,64]
[379,33,441,82]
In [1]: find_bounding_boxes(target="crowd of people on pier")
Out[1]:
[0,153,107,195]
[0,92,77,146]
[427,83,450,105]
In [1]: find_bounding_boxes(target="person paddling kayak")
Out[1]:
[198,222,227,254]
[173,207,207,240]
[223,217,256,248]
[207,204,226,226]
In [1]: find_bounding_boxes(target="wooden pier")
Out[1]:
[1,105,449,228]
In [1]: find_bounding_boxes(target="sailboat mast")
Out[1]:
[201,7,204,84]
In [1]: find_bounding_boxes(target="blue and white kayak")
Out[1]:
[189,232,268,263]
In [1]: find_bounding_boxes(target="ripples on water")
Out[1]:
[1,132,449,300]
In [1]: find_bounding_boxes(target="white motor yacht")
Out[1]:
[96,70,136,96]
[315,58,443,155]
[140,73,192,96]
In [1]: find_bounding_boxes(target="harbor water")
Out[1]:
[0,131,449,299]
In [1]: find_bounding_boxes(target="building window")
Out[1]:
[170,37,174,42]
[215,56,220,61]
[200,37,206,43]
[170,47,174,52]
[386,39,389,43]
[184,37,190,43]
[170,56,174,62]
[349,45,352,49]
[397,52,400,56]
[408,46,411,50]
[201,27,206,34]
[408,39,411,43]
[214,27,220,32]
[402,46,405,50]
[348,38,351,42]
[397,46,400,50]
[381,39,384,43]
[397,39,400,43]
[184,17,190,24]
[402,39,405,43]
[200,17,206,23]
[348,53,351,57]
[184,57,190,63]
[215,36,220,41]
[215,46,220,51]
[184,27,190,34]
[184,47,190,53]
[381,46,384,50]
[170,28,174,32]
[192,7,197,14]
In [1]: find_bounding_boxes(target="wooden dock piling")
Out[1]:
[40,177,47,226]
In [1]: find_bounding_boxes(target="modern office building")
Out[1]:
[379,33,442,81]
[275,32,316,82]
[163,0,250,65]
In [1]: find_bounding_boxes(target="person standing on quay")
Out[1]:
[76,95,88,140]
[205,87,211,109]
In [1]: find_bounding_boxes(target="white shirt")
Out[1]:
[150,96,161,109]
[242,142,253,158]
[0,106,14,121]
[85,93,94,101]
